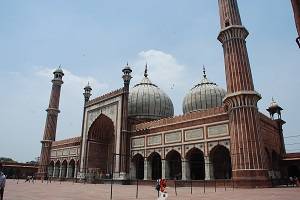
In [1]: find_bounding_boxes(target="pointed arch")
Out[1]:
[87,114,115,175]
[131,153,144,180]
[165,150,182,180]
[186,147,205,180]
[147,152,162,180]
[210,145,232,179]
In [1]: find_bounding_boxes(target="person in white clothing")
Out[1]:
[0,171,6,200]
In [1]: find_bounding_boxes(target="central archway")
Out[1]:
[87,114,115,175]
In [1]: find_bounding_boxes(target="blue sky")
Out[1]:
[0,0,299,162]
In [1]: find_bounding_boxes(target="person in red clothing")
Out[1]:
[159,179,167,192]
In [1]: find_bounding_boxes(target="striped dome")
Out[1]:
[128,67,174,120]
[183,70,226,114]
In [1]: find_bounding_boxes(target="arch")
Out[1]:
[186,148,205,180]
[68,159,76,178]
[87,114,115,175]
[61,160,68,178]
[210,145,232,179]
[131,153,144,180]
[48,161,54,177]
[148,152,162,180]
[54,160,61,178]
[165,150,182,180]
[288,165,300,178]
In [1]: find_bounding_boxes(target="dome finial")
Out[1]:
[144,63,148,77]
[203,65,207,78]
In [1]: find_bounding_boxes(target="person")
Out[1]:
[155,179,161,197]
[0,171,6,200]
[158,179,168,200]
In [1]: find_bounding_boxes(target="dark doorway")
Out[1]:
[165,150,182,180]
[148,152,162,180]
[186,148,205,180]
[210,145,232,179]
[288,165,300,178]
[132,154,144,179]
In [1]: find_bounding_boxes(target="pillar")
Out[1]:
[66,164,70,178]
[291,0,300,47]
[74,165,78,178]
[161,160,166,179]
[181,159,187,180]
[120,64,132,177]
[130,161,136,179]
[59,165,63,178]
[217,0,268,181]
[38,67,64,179]
[144,159,148,180]
[204,156,214,180]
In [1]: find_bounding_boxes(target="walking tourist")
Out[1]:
[0,171,6,200]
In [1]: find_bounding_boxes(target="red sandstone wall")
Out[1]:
[259,113,282,170]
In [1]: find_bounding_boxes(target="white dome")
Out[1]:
[128,69,174,120]
[183,71,226,114]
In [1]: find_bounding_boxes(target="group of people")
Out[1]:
[289,176,300,187]
[0,163,6,200]
[156,179,168,200]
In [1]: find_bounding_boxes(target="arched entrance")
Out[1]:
[48,161,54,177]
[68,159,75,178]
[165,150,182,180]
[186,148,205,180]
[131,154,144,180]
[148,152,162,180]
[87,114,115,175]
[61,160,68,178]
[210,145,232,179]
[54,161,60,178]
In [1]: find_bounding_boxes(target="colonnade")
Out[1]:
[48,160,79,179]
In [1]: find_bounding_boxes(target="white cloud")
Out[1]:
[35,67,107,91]
[132,49,186,90]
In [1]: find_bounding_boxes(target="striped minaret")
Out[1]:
[37,67,64,179]
[217,0,268,182]
[291,0,300,47]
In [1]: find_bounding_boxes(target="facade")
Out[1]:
[38,0,300,186]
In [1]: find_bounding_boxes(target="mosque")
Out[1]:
[37,0,300,187]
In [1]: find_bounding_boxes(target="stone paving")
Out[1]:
[3,179,300,200]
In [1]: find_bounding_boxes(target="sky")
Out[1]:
[0,0,299,162]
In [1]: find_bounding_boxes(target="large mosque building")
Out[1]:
[37,0,300,187]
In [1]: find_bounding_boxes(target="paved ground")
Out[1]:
[3,179,300,200]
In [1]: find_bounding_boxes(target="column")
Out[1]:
[59,165,63,178]
[66,164,70,178]
[161,160,166,179]
[144,159,148,180]
[52,166,56,178]
[130,161,136,179]
[205,156,214,180]
[181,159,187,180]
[74,165,77,178]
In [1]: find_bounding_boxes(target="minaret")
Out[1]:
[217,0,268,182]
[291,0,300,47]
[79,83,92,176]
[37,67,64,179]
[120,63,132,178]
